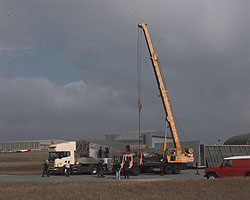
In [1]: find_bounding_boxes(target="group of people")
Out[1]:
[96,159,130,180]
[98,146,109,158]
[114,159,130,179]
[97,144,131,180]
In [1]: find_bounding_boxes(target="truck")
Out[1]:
[112,23,194,175]
[204,156,250,179]
[48,141,112,175]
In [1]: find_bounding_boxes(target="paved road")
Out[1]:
[0,169,205,182]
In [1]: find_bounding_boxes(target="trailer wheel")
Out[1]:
[89,165,98,175]
[164,166,173,174]
[173,165,181,174]
[131,167,140,176]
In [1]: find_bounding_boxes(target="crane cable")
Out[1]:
[137,27,142,154]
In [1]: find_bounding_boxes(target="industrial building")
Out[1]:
[200,144,250,167]
[224,133,250,145]
[0,139,65,151]
[105,130,169,148]
[200,133,250,167]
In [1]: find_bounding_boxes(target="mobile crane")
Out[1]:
[111,24,194,176]
[138,23,194,171]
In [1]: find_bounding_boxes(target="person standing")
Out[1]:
[65,161,71,177]
[123,160,129,179]
[42,160,50,177]
[98,146,103,158]
[97,160,105,178]
[125,144,131,153]
[115,160,121,180]
[196,162,200,175]
[171,150,176,161]
[104,147,109,158]
[160,162,164,176]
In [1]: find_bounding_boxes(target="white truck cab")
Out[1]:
[48,141,76,169]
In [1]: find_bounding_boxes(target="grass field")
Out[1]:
[0,150,47,175]
[0,178,249,200]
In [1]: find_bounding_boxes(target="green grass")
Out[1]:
[0,178,249,200]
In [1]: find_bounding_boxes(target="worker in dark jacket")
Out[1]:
[125,144,131,153]
[98,146,103,158]
[104,147,109,158]
[97,160,105,178]
[42,160,50,177]
[123,160,129,179]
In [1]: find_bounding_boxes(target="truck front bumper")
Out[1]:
[49,167,65,174]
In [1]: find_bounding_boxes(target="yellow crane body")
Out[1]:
[138,23,194,164]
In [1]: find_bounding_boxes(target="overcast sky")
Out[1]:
[0,0,249,143]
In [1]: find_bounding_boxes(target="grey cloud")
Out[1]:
[0,78,137,140]
[0,0,249,143]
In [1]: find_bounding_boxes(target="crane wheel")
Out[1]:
[173,165,181,174]
[131,166,140,176]
[164,166,173,174]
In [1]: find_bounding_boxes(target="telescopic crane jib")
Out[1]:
[138,23,194,164]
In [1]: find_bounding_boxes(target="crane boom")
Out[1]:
[138,23,182,153]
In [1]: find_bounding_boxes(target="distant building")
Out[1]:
[143,131,168,148]
[196,133,250,167]
[224,133,250,145]
[105,134,120,141]
[200,144,250,168]
[113,133,143,145]
[106,130,171,148]
[0,139,65,151]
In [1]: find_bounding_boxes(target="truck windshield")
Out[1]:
[49,151,70,161]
